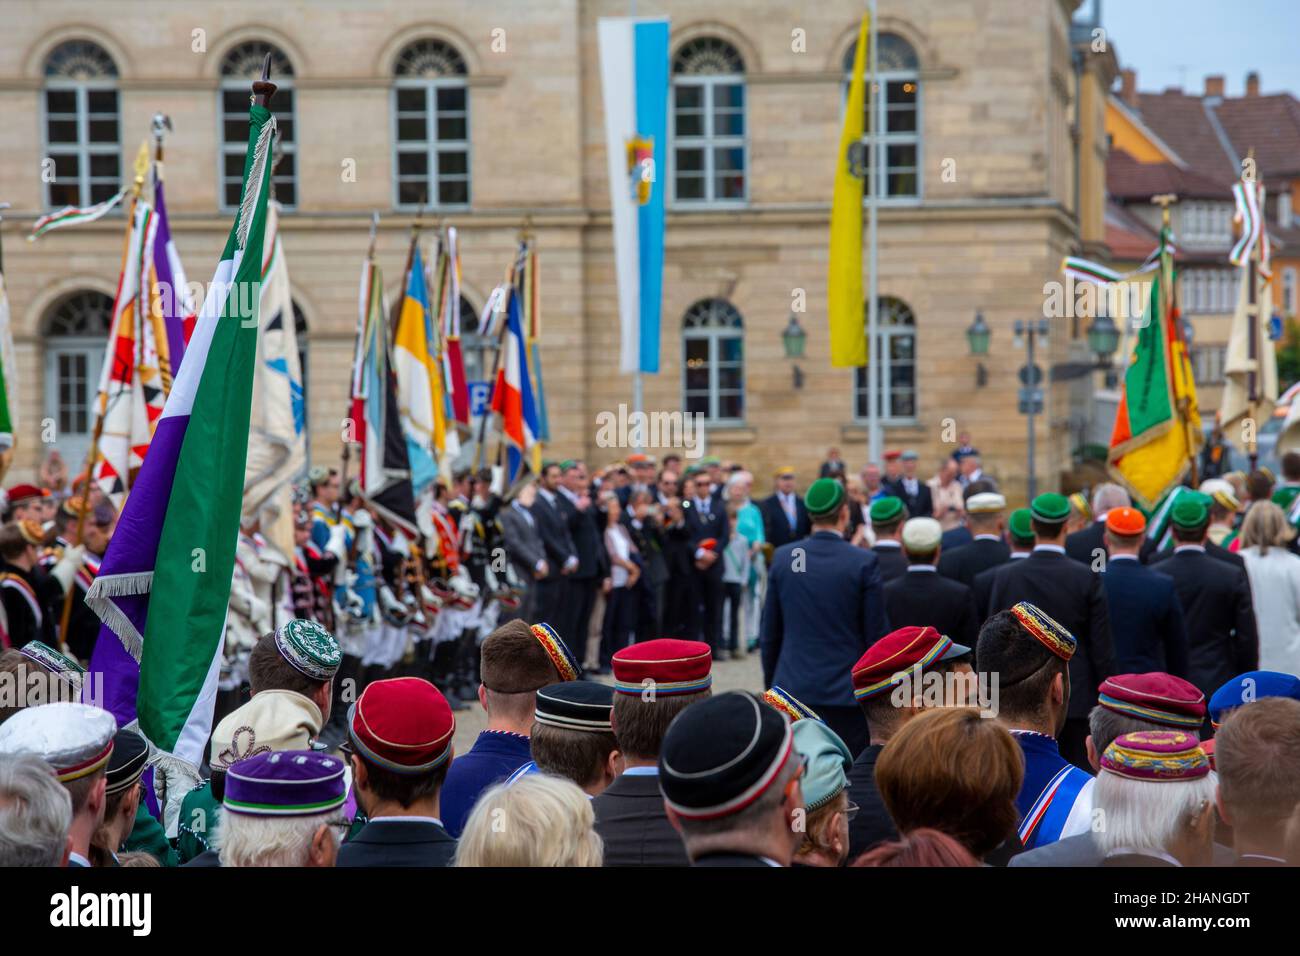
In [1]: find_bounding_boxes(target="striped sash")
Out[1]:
[0,573,43,628]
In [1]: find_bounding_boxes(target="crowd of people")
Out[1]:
[2,435,1300,868]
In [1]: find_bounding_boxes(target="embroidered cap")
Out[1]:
[612,638,712,696]
[223,750,347,816]
[852,626,969,701]
[1100,730,1210,782]
[762,686,821,723]
[530,622,582,683]
[660,692,795,821]
[1010,601,1077,661]
[19,640,86,683]
[534,681,614,733]
[273,619,342,681]
[0,702,116,782]
[209,689,323,771]
[1098,673,1206,729]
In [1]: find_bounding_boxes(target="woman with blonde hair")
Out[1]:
[454,774,603,867]
[1237,501,1300,673]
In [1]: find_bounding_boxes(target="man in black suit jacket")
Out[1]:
[557,461,606,654]
[936,491,1010,587]
[500,484,548,623]
[883,518,979,649]
[1099,508,1190,677]
[867,496,910,583]
[986,494,1114,770]
[1150,501,1258,697]
[337,679,459,868]
[881,450,933,517]
[683,474,730,656]
[1065,483,1130,566]
[759,467,811,548]
[531,463,578,628]
[1146,535,1245,568]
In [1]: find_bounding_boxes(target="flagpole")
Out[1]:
[474,230,529,472]
[863,0,881,469]
[0,201,12,484]
[343,211,380,492]
[59,141,151,652]
[1246,151,1261,473]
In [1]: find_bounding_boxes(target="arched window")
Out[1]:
[682,299,744,423]
[671,38,746,205]
[393,39,470,209]
[854,297,916,423]
[44,291,113,469]
[43,41,120,208]
[220,42,296,209]
[843,32,920,199]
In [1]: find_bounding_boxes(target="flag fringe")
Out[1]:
[84,571,154,661]
[236,116,277,251]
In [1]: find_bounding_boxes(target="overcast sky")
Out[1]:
[1095,0,1299,97]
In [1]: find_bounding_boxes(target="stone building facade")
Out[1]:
[0,0,1112,500]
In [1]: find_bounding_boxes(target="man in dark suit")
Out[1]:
[659,691,805,868]
[883,517,979,649]
[937,491,1010,587]
[973,506,1034,620]
[337,678,458,868]
[592,639,712,866]
[882,450,933,517]
[1215,697,1300,867]
[500,482,548,623]
[624,490,669,640]
[683,470,730,657]
[986,493,1114,771]
[761,478,890,755]
[759,466,810,548]
[531,462,578,630]
[1099,507,1190,677]
[846,625,976,860]
[1065,483,1130,567]
[557,461,605,656]
[938,479,999,552]
[868,496,910,582]
[1150,496,1258,698]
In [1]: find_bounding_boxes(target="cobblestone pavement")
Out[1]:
[451,646,764,753]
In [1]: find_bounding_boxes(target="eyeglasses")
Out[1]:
[843,801,861,822]
[327,818,351,841]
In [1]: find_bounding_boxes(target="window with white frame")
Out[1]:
[393,40,470,209]
[220,42,296,210]
[1191,344,1227,385]
[43,41,120,208]
[1284,267,1297,316]
[843,33,920,199]
[44,291,114,469]
[1181,201,1232,247]
[854,297,917,422]
[1182,268,1236,314]
[682,299,744,423]
[671,38,746,205]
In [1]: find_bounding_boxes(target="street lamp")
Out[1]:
[1085,314,1121,365]
[782,312,807,389]
[967,310,991,387]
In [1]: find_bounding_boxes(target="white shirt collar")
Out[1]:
[622,765,659,776]
[68,851,91,867]
[1174,544,1205,553]
[1109,553,1139,561]
[1033,544,1066,555]
[906,564,937,572]
[369,815,445,827]
[558,486,579,503]
[874,540,901,548]
[538,487,556,503]
[974,533,1002,542]
[1104,846,1182,867]
[1010,551,1030,559]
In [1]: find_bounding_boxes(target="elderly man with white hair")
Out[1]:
[215,750,347,867]
[1065,482,1130,565]
[0,754,73,866]
[1094,730,1217,867]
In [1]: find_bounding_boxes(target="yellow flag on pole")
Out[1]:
[828,14,869,368]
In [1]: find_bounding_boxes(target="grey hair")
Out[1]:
[1093,770,1217,857]
[214,811,335,867]
[1091,483,1130,516]
[0,754,72,866]
[1087,705,1199,756]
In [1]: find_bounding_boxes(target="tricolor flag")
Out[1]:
[243,201,306,559]
[86,102,278,818]
[28,187,129,240]
[151,171,195,371]
[352,256,418,534]
[1107,229,1202,508]
[0,213,15,457]
[598,16,669,375]
[440,227,471,431]
[828,15,870,368]
[489,289,540,484]
[393,244,442,493]
[92,198,174,502]
[1220,176,1278,432]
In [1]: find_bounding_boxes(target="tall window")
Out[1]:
[44,291,114,469]
[220,42,296,209]
[43,41,120,208]
[393,40,470,209]
[1284,267,1297,316]
[671,38,746,205]
[854,297,916,422]
[682,299,744,423]
[843,33,920,199]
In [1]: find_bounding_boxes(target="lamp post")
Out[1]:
[782,312,807,389]
[966,310,991,388]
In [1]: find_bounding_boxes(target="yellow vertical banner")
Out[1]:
[828,14,869,368]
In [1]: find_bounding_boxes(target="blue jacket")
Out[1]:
[1101,556,1190,677]
[440,731,533,838]
[760,531,890,707]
